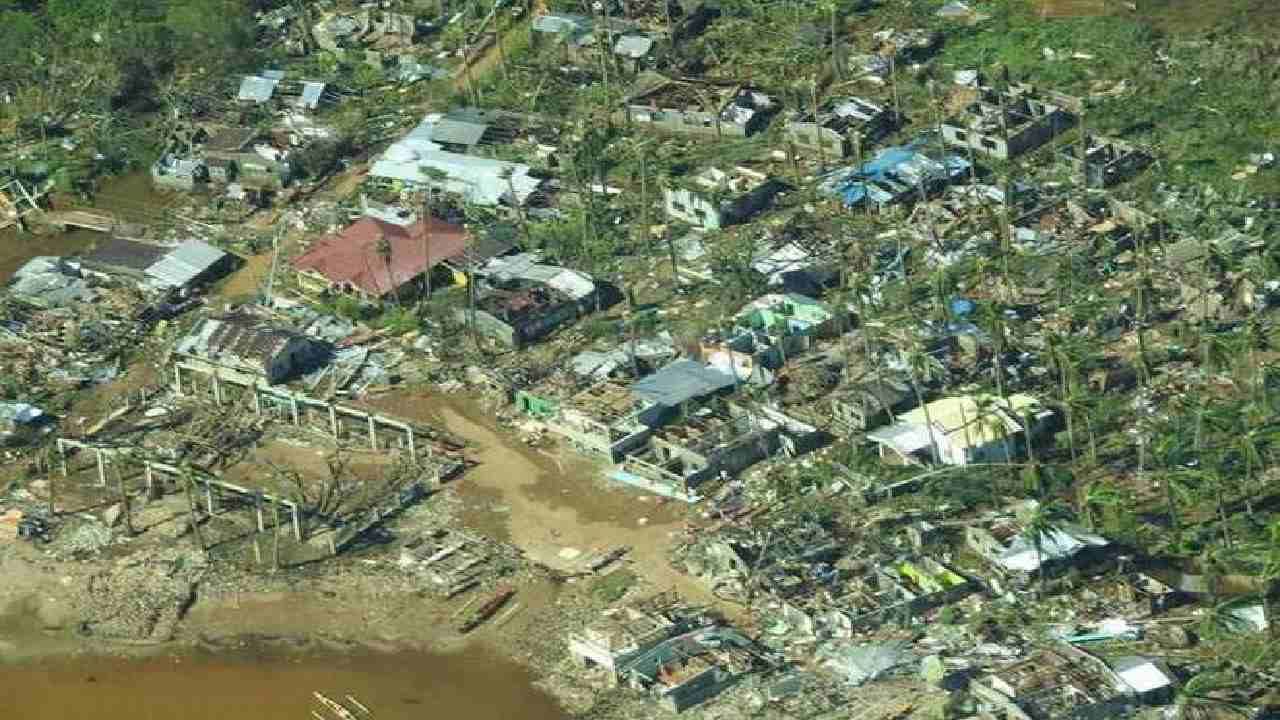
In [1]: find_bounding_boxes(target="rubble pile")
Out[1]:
[78,548,207,641]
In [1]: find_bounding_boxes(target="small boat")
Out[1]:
[345,695,372,716]
[457,585,515,634]
[313,691,358,720]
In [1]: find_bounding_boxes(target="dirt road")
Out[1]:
[367,392,721,608]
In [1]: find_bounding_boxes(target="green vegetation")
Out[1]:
[591,568,638,603]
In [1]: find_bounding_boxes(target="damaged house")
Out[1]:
[569,605,687,680]
[970,645,1169,720]
[292,216,469,301]
[941,84,1074,160]
[370,114,544,207]
[770,553,975,640]
[143,240,236,293]
[785,96,898,159]
[663,166,786,231]
[827,375,914,433]
[312,9,416,52]
[526,380,660,461]
[965,505,1111,589]
[699,293,839,383]
[236,71,328,110]
[427,107,523,155]
[616,402,821,502]
[622,76,778,138]
[0,402,52,445]
[462,253,599,347]
[1059,135,1154,189]
[617,624,771,713]
[866,393,1053,466]
[174,312,330,385]
[820,142,970,209]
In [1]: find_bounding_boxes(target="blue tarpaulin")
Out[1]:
[820,139,970,208]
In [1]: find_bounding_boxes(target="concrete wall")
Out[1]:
[623,105,763,138]
[664,187,725,231]
[659,666,727,713]
[942,107,1072,160]
[786,122,850,158]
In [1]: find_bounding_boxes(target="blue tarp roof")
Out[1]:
[820,139,970,207]
[632,360,735,407]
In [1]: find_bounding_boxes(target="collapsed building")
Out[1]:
[1059,135,1154,189]
[462,253,600,347]
[819,142,971,209]
[174,311,331,386]
[971,645,1171,720]
[784,96,898,159]
[940,84,1075,161]
[616,402,821,502]
[622,76,778,138]
[663,166,786,231]
[964,505,1112,590]
[588,619,772,713]
[370,114,545,208]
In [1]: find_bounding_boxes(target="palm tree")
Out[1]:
[1021,498,1070,596]
[417,166,451,300]
[1077,479,1124,533]
[375,230,398,308]
[899,343,944,463]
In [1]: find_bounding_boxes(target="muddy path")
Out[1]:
[365,391,725,612]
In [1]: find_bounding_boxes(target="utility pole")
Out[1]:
[264,225,281,306]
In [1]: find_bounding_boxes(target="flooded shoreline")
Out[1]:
[0,170,179,283]
[0,646,568,720]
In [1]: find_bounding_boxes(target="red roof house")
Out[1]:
[293,217,469,298]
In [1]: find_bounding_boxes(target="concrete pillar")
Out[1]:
[212,372,222,406]
[145,463,154,494]
[255,494,265,533]
[290,395,300,426]
[173,365,183,395]
[367,415,377,450]
[406,428,416,463]
[329,405,339,438]
[57,440,68,477]
[291,504,302,542]
[95,449,106,487]
[252,387,262,415]
[205,481,214,514]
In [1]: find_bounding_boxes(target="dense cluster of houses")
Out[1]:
[6,0,1276,717]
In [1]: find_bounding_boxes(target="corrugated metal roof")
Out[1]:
[614,35,653,59]
[430,118,488,147]
[177,313,313,376]
[0,402,44,425]
[238,75,279,103]
[297,81,326,110]
[632,360,735,407]
[370,116,541,205]
[145,240,228,289]
[532,13,591,34]
[292,216,468,297]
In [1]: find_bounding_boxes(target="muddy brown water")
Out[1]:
[0,649,568,720]
[0,170,177,283]
[0,226,99,283]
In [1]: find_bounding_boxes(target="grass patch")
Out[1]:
[591,568,638,604]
